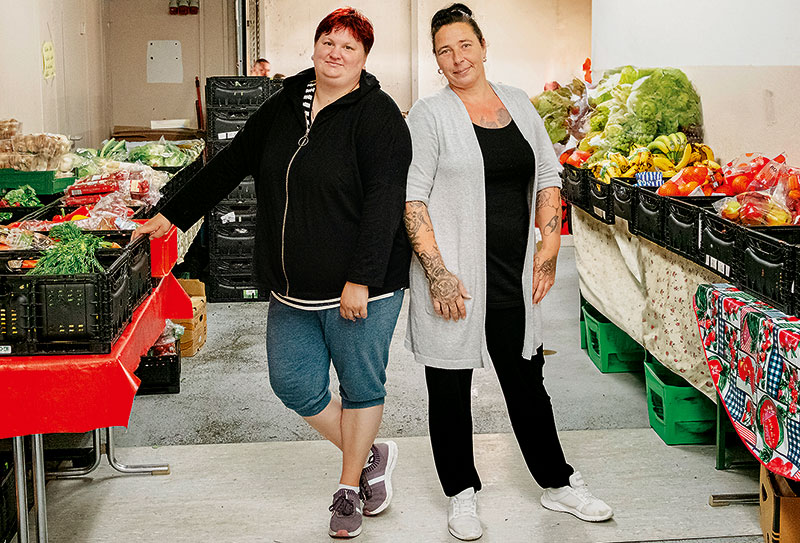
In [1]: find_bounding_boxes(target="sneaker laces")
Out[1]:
[453,494,477,518]
[569,480,594,503]
[329,490,356,516]
[358,471,373,501]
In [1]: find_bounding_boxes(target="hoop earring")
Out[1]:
[437,68,443,74]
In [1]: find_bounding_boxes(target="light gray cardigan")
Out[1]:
[404,82,562,369]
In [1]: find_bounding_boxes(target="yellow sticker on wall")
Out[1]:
[42,41,55,80]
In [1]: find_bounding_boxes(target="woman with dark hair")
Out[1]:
[135,7,410,539]
[404,3,613,540]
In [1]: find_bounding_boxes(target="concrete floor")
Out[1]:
[44,430,761,543]
[33,247,764,542]
[117,247,651,448]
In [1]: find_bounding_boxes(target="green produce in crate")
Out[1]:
[0,185,41,207]
[28,225,107,275]
[127,140,188,168]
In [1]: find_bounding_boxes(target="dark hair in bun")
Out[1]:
[430,3,484,53]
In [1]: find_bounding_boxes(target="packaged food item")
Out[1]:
[0,119,21,139]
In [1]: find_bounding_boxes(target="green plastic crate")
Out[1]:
[0,169,75,195]
[579,297,587,350]
[581,303,644,373]
[644,358,715,445]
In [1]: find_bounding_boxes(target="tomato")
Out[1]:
[715,182,735,196]
[566,150,591,168]
[559,149,573,165]
[702,185,713,196]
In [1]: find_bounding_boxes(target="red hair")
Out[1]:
[314,7,374,55]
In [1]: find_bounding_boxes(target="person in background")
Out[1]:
[251,58,270,77]
[135,7,411,539]
[403,3,613,540]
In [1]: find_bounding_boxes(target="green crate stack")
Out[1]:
[581,302,644,373]
[644,356,715,445]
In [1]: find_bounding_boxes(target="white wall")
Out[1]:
[263,0,591,111]
[0,0,108,146]
[263,0,414,111]
[414,0,591,103]
[592,0,800,161]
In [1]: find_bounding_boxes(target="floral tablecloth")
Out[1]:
[573,208,721,398]
[695,283,800,481]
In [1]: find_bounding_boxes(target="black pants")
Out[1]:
[425,305,574,496]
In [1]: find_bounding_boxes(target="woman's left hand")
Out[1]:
[340,281,369,321]
[532,248,558,304]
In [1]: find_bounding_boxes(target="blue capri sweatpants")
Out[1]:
[266,290,404,417]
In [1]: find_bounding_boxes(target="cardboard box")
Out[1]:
[760,465,800,542]
[172,279,207,357]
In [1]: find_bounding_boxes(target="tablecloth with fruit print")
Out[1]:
[694,283,800,481]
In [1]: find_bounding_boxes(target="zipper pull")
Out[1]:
[298,130,309,147]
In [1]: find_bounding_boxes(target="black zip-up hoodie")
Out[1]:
[161,68,412,299]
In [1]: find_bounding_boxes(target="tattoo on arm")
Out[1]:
[535,255,557,277]
[404,200,460,302]
[543,215,560,235]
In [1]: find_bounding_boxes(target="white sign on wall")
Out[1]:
[146,40,183,84]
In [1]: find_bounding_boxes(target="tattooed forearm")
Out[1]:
[404,201,460,302]
[543,215,560,235]
[535,187,562,242]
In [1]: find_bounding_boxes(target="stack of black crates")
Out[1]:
[205,76,282,302]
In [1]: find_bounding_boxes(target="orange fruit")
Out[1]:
[682,181,700,196]
[658,182,680,197]
[731,175,750,194]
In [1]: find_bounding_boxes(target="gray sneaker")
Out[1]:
[329,488,362,538]
[359,441,398,516]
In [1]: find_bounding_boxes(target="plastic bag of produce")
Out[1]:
[531,78,591,145]
[713,191,793,226]
[127,137,188,168]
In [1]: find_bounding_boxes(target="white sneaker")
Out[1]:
[540,471,613,522]
[448,487,483,540]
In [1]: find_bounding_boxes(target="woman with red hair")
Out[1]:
[136,8,411,538]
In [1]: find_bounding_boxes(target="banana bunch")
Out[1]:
[623,147,654,176]
[650,142,720,177]
[647,132,687,164]
[589,159,622,184]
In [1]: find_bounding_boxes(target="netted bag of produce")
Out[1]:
[0,119,21,139]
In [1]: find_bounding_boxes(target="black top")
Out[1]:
[160,68,412,300]
[473,120,535,308]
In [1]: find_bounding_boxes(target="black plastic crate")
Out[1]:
[611,178,637,223]
[561,165,588,210]
[586,175,614,224]
[207,140,229,159]
[26,201,149,224]
[698,208,742,280]
[206,76,282,107]
[735,226,800,314]
[631,187,665,246]
[223,176,256,203]
[1,459,13,543]
[208,203,256,257]
[206,108,256,143]
[135,344,181,395]
[663,196,725,262]
[208,274,267,302]
[209,255,253,277]
[0,252,131,355]
[104,234,151,312]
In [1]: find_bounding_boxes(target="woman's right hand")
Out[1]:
[428,270,471,321]
[132,213,172,240]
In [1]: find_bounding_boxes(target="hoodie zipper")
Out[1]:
[281,128,310,296]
